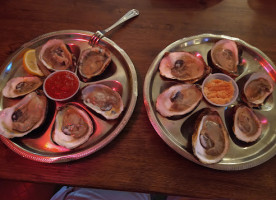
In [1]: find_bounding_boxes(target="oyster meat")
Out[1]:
[242,72,274,107]
[0,92,47,138]
[233,105,262,142]
[52,104,93,149]
[82,84,123,120]
[210,39,239,77]
[156,84,202,117]
[159,51,211,83]
[192,108,229,164]
[39,39,73,71]
[78,46,111,80]
[2,76,42,98]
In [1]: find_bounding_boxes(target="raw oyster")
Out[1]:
[82,84,123,120]
[233,105,262,142]
[242,72,274,107]
[159,51,211,83]
[2,76,42,98]
[52,104,93,149]
[78,46,111,80]
[210,39,239,77]
[39,39,73,71]
[192,108,229,164]
[156,84,202,117]
[0,91,47,138]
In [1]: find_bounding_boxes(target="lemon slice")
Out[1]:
[23,49,44,76]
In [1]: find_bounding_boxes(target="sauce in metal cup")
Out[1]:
[43,70,80,101]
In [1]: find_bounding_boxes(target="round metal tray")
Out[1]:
[144,33,276,170]
[0,30,138,163]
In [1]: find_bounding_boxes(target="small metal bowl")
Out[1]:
[43,70,80,101]
[202,73,239,107]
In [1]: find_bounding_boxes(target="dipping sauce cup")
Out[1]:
[43,70,80,101]
[202,73,239,107]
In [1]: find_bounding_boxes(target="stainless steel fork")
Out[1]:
[89,9,139,46]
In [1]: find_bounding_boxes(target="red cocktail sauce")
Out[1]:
[44,70,79,100]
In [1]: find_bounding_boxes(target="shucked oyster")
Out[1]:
[0,92,47,138]
[233,105,262,142]
[192,108,229,164]
[2,76,42,98]
[82,84,123,120]
[78,46,111,80]
[159,51,211,83]
[210,39,239,78]
[156,84,202,117]
[242,72,274,107]
[39,39,73,71]
[52,104,93,149]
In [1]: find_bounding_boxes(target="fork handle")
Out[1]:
[103,9,139,34]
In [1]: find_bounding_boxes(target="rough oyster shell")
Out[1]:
[39,39,73,71]
[2,76,42,98]
[52,104,93,149]
[242,72,274,107]
[0,91,47,138]
[159,51,211,83]
[210,39,239,77]
[233,105,262,142]
[192,108,229,164]
[78,46,111,80]
[82,84,123,120]
[156,84,202,117]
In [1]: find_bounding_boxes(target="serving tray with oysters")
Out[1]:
[144,33,276,170]
[0,30,137,163]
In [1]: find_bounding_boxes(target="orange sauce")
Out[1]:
[203,79,234,105]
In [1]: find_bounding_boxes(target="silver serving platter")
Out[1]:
[0,30,137,163]
[144,33,276,171]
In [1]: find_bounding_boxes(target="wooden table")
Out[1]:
[0,0,275,199]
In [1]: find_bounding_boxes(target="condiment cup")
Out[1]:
[43,70,80,102]
[202,73,239,107]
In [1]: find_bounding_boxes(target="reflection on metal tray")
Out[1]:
[0,30,137,163]
[144,33,276,171]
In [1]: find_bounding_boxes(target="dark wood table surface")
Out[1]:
[0,0,275,199]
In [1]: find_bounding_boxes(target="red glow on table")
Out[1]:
[44,71,79,100]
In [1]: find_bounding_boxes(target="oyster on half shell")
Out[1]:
[192,108,229,164]
[210,39,239,78]
[39,39,73,71]
[2,76,42,98]
[242,72,274,107]
[78,46,111,80]
[82,84,123,120]
[159,51,211,83]
[0,91,47,138]
[233,105,262,142]
[52,104,94,149]
[156,84,202,117]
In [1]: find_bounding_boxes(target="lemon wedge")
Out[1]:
[23,49,44,76]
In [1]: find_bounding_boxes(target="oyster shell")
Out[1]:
[192,108,229,164]
[0,91,47,138]
[156,84,202,117]
[233,105,262,142]
[210,39,239,77]
[39,39,73,71]
[78,46,111,80]
[159,51,211,83]
[52,104,93,149]
[2,76,42,98]
[82,84,123,120]
[242,72,274,107]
